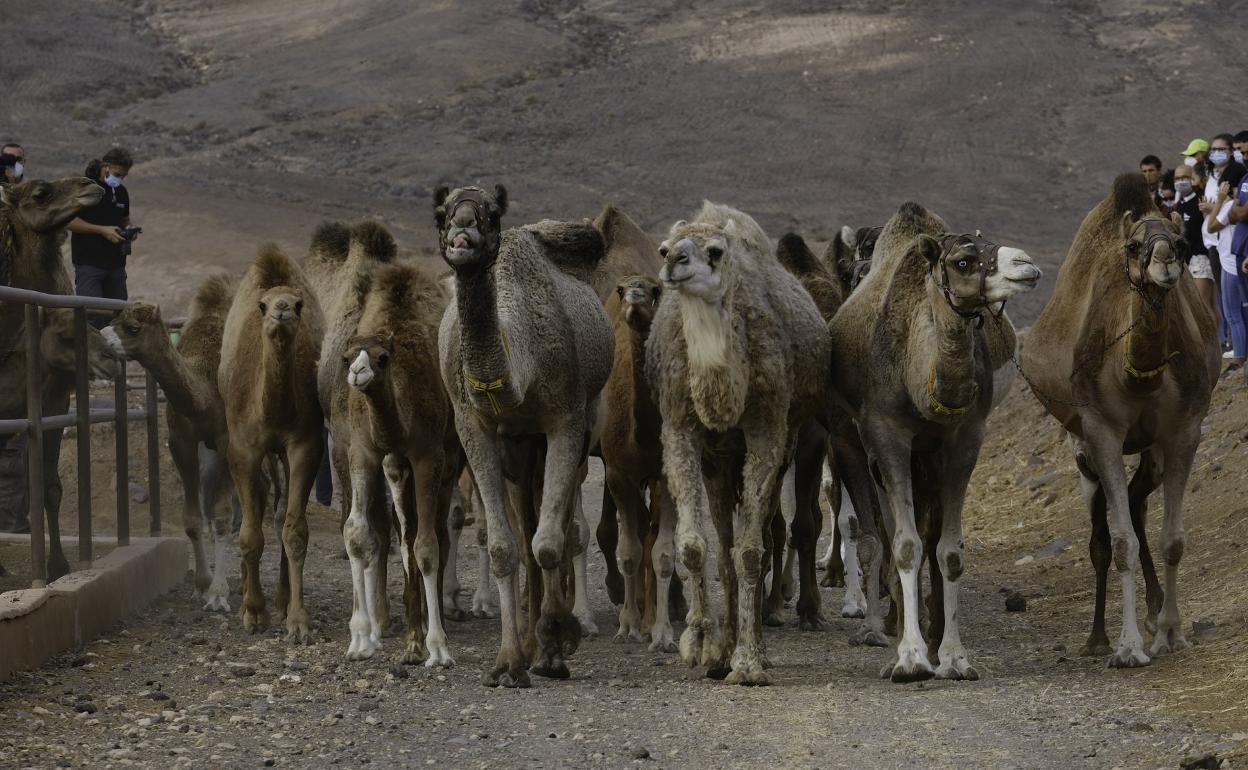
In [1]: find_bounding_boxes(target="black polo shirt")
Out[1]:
[71,182,130,268]
[1175,194,1206,258]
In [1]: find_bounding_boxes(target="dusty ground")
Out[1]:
[2,375,1248,769]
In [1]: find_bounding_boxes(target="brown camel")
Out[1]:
[219,245,325,640]
[1,309,121,419]
[342,262,461,667]
[647,202,829,685]
[828,201,1040,682]
[1,176,107,579]
[826,224,883,296]
[1022,172,1217,667]
[435,184,614,687]
[103,276,243,611]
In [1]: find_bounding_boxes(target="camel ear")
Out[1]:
[1120,211,1136,241]
[915,234,942,266]
[433,186,449,227]
[840,225,857,249]
[616,284,625,299]
[493,184,508,216]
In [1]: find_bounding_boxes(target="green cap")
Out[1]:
[1182,138,1209,156]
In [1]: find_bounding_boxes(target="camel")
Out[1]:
[600,273,680,650]
[219,244,325,640]
[451,469,497,618]
[342,262,461,667]
[1021,172,1217,668]
[828,201,1040,682]
[435,184,614,687]
[646,202,828,685]
[103,277,241,611]
[1,309,121,419]
[826,224,882,296]
[1,177,106,579]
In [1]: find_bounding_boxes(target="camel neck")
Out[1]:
[620,320,659,441]
[924,278,979,416]
[1122,289,1171,387]
[259,328,297,423]
[454,268,517,411]
[140,332,213,422]
[357,378,404,451]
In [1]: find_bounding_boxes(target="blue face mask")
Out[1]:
[1210,150,1229,166]
[1176,180,1193,196]
[104,174,123,189]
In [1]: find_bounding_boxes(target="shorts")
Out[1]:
[1189,253,1215,281]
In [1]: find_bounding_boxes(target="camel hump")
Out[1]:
[894,201,931,229]
[254,243,298,289]
[309,220,397,265]
[189,273,236,319]
[593,205,646,248]
[350,220,397,262]
[356,262,442,314]
[776,232,821,276]
[1111,172,1157,219]
[309,221,351,262]
[523,220,606,281]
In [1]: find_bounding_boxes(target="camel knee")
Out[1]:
[1163,535,1184,567]
[893,535,920,572]
[734,545,762,582]
[1110,532,1139,572]
[488,542,517,578]
[343,515,376,561]
[413,536,440,577]
[937,540,965,582]
[532,532,564,571]
[678,535,705,573]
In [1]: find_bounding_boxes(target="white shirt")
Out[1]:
[1213,199,1236,273]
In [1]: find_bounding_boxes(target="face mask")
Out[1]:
[1236,149,1246,165]
[104,174,123,189]
[1176,180,1193,195]
[12,161,22,180]
[1211,150,1229,166]
[1184,156,1198,167]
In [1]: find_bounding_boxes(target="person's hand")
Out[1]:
[1219,182,1231,199]
[1199,199,1214,214]
[97,225,125,244]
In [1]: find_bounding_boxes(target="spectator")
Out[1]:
[1205,177,1245,368]
[1205,134,1245,201]
[1158,168,1176,212]
[1175,163,1218,325]
[1140,154,1163,204]
[1195,162,1229,349]
[1234,130,1248,167]
[0,140,23,182]
[1182,138,1209,171]
[66,148,140,315]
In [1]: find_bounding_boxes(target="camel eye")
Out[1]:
[658,245,669,259]
[1126,241,1140,254]
[707,246,724,262]
[376,352,390,367]
[616,285,625,298]
[294,300,303,315]
[126,325,140,335]
[258,302,268,314]
[956,259,969,271]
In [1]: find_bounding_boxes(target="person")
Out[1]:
[1205,133,1245,202]
[1140,154,1164,207]
[1233,130,1248,167]
[0,140,23,182]
[1182,137,1209,172]
[1205,176,1245,368]
[1175,163,1219,326]
[66,148,139,313]
[1158,168,1176,212]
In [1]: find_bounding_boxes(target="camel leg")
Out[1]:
[199,446,235,612]
[1127,451,1163,634]
[279,437,319,644]
[1152,429,1198,657]
[662,424,714,670]
[819,458,845,584]
[648,479,678,653]
[529,420,586,679]
[230,441,269,633]
[597,486,624,606]
[1082,418,1150,668]
[607,469,646,643]
[269,453,291,626]
[570,481,599,638]
[703,469,736,679]
[471,488,497,618]
[868,426,933,683]
[403,452,455,668]
[792,433,825,631]
[345,445,387,660]
[443,487,465,620]
[459,419,528,689]
[725,425,783,686]
[932,445,980,680]
[763,489,787,626]
[836,433,888,646]
[168,433,209,598]
[837,482,866,618]
[779,465,797,603]
[40,428,69,581]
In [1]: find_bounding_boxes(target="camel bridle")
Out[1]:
[932,232,1003,327]
[1122,217,1185,312]
[440,188,500,263]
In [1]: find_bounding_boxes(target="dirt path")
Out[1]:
[1,447,1239,770]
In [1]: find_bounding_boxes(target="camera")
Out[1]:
[115,226,142,256]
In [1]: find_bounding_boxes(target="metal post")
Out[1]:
[74,308,93,565]
[115,367,129,546]
[145,370,161,536]
[25,305,46,588]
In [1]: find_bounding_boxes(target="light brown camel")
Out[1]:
[1,177,106,579]
[342,262,461,667]
[647,202,829,685]
[219,245,325,640]
[600,273,679,650]
[103,276,265,612]
[828,201,1040,682]
[435,184,613,687]
[1021,172,1217,667]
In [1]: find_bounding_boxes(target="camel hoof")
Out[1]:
[763,611,785,628]
[483,664,530,688]
[725,667,772,686]
[780,580,795,603]
[443,607,469,623]
[816,556,830,572]
[822,571,845,588]
[888,648,935,683]
[840,603,866,620]
[605,573,625,607]
[240,607,270,634]
[1078,639,1112,658]
[849,627,890,648]
[202,593,231,613]
[679,626,704,668]
[424,651,455,669]
[398,646,427,665]
[648,636,678,654]
[1150,632,1189,658]
[798,614,823,632]
[1108,647,1151,669]
[47,556,71,583]
[530,659,570,680]
[286,626,312,645]
[705,664,731,680]
[576,614,600,640]
[935,661,980,681]
[614,629,643,645]
[470,605,497,620]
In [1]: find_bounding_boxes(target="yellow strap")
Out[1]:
[1122,336,1177,379]
[463,329,512,415]
[926,363,977,416]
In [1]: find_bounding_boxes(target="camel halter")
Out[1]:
[926,362,979,416]
[933,232,1003,328]
[1118,217,1185,377]
[462,329,511,415]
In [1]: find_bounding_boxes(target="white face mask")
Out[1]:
[1236,149,1246,165]
[12,161,22,180]
[1184,156,1198,167]
[104,174,123,189]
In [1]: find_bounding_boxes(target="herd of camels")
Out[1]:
[0,169,1217,686]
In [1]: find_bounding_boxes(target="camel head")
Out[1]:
[658,220,739,303]
[833,225,881,293]
[42,309,123,380]
[257,287,304,339]
[343,333,395,391]
[104,302,167,361]
[918,232,1041,317]
[616,275,662,334]
[0,177,103,233]
[433,184,508,275]
[1120,211,1188,291]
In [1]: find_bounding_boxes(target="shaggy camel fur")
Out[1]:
[647,202,828,685]
[601,274,680,650]
[1022,173,1217,667]
[1,177,106,579]
[104,276,241,611]
[828,201,1040,682]
[343,262,461,667]
[436,185,613,687]
[219,245,325,640]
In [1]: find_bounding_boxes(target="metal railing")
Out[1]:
[0,285,163,589]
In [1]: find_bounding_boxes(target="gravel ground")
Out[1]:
[1,457,1240,770]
